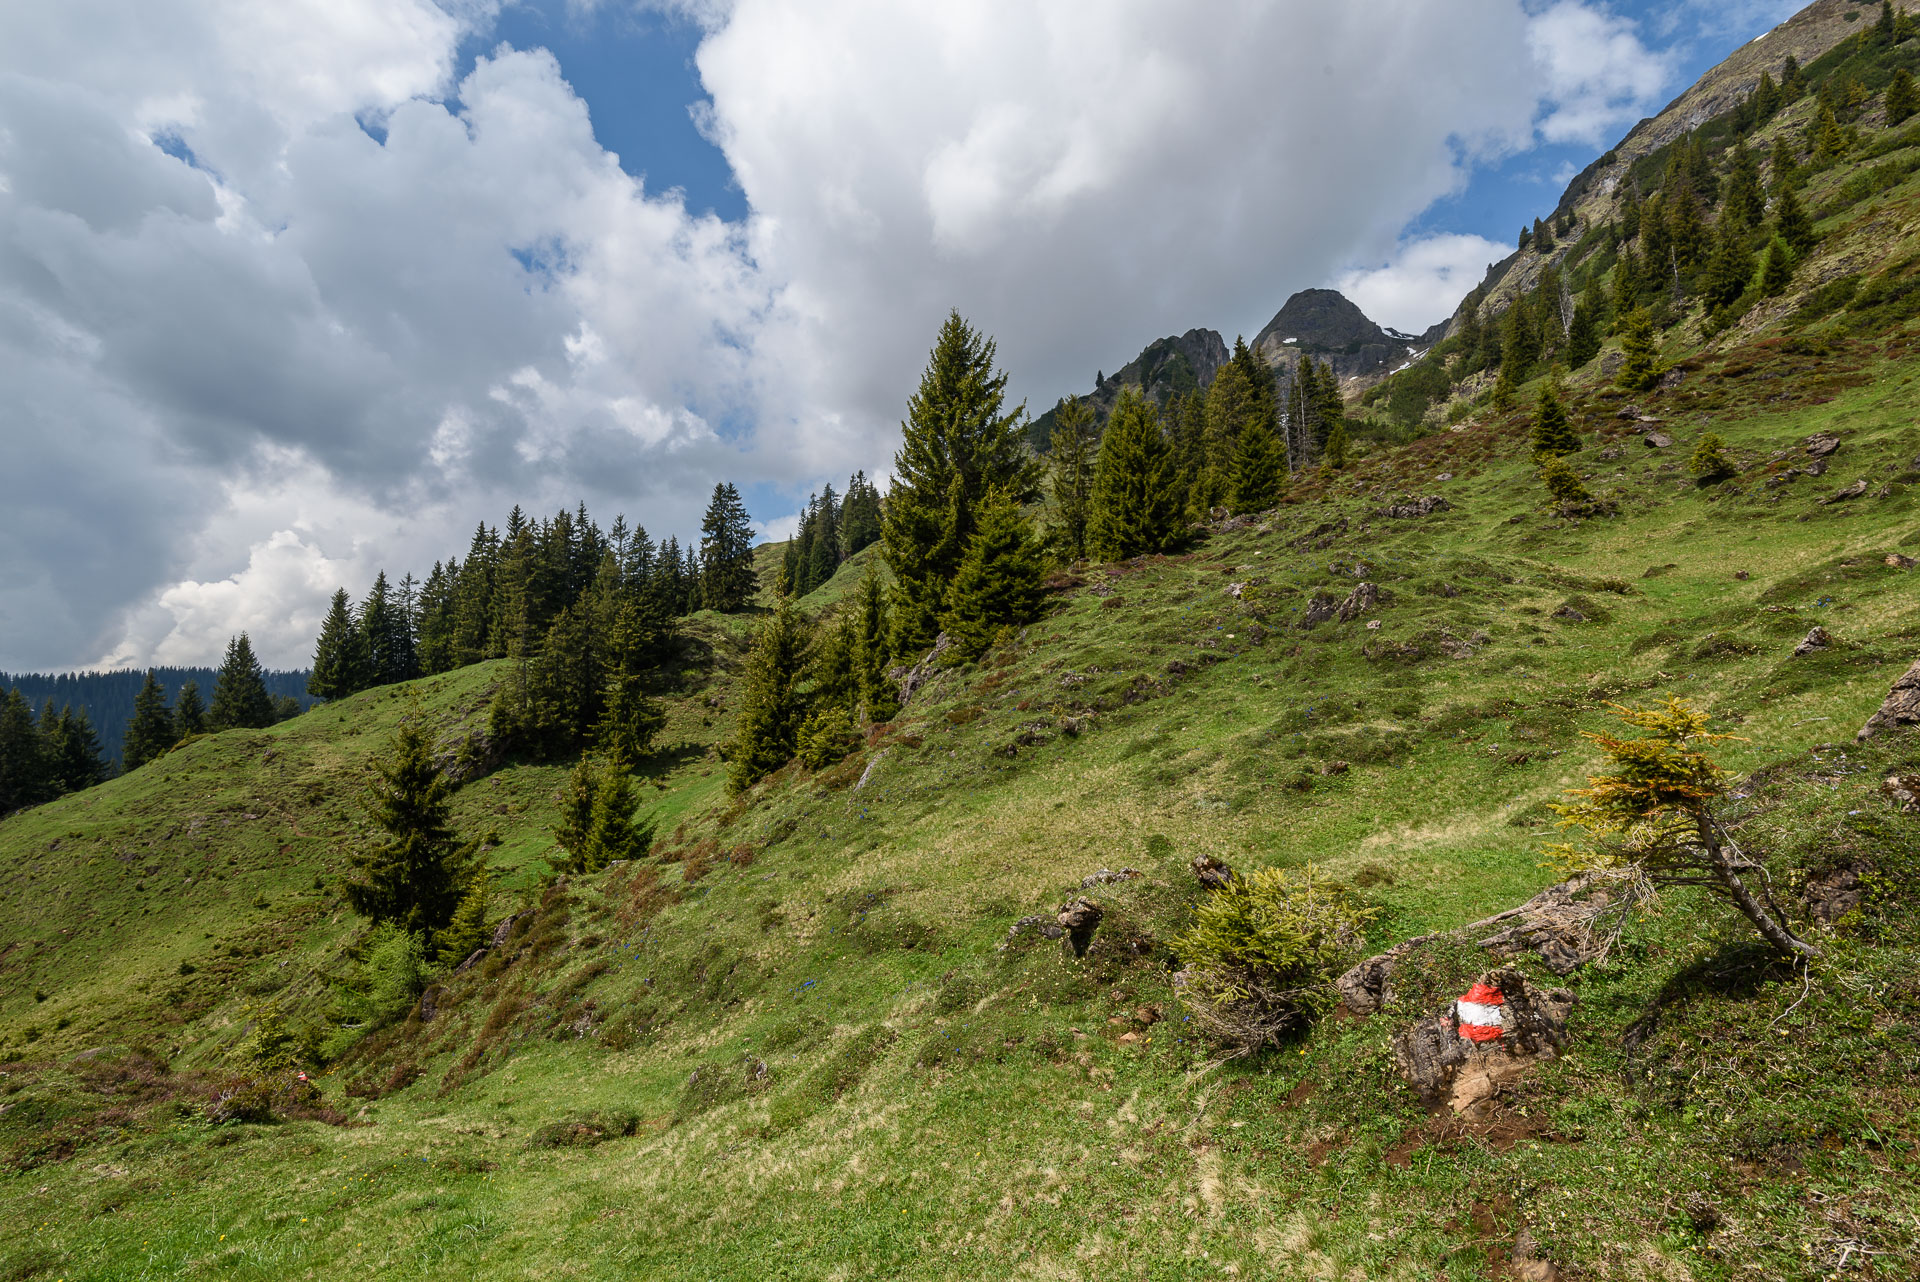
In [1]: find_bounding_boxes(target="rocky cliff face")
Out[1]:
[1251,288,1435,386]
[1030,327,1227,447]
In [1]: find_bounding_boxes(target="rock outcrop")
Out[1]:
[1391,969,1573,1114]
[1858,659,1920,741]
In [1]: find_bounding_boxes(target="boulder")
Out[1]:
[1001,914,1065,949]
[1190,853,1235,890]
[1805,432,1841,457]
[1821,479,1870,504]
[1056,897,1104,958]
[1793,625,1832,656]
[1336,582,1380,623]
[889,632,956,705]
[1391,969,1573,1114]
[1080,867,1142,888]
[1373,496,1452,520]
[1857,659,1920,741]
[1883,773,1920,813]
[1551,605,1585,623]
[1299,594,1340,627]
[1642,431,1673,449]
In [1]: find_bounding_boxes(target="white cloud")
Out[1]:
[1,0,1682,669]
[1526,1,1677,145]
[1334,233,1511,335]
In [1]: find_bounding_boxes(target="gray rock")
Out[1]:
[1336,582,1380,622]
[1391,969,1573,1114]
[1373,495,1452,520]
[1793,626,1832,656]
[1884,773,1920,813]
[1858,658,1920,741]
[889,631,956,705]
[1821,479,1869,504]
[1805,432,1841,457]
[1001,914,1065,949]
[1080,868,1142,888]
[1299,594,1340,627]
[1190,853,1235,890]
[1056,897,1104,958]
[1642,431,1673,449]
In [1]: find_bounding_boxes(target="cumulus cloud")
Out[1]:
[1334,234,1512,335]
[1526,1,1677,145]
[0,0,1680,669]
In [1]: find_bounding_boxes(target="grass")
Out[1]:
[9,78,1920,1282]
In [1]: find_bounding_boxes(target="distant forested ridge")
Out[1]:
[0,667,314,767]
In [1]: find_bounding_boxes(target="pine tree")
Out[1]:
[1768,134,1800,193]
[1088,388,1182,560]
[1886,68,1916,127]
[343,707,476,940]
[729,597,811,793]
[1809,101,1848,162]
[1490,358,1520,412]
[805,483,841,593]
[1538,456,1593,509]
[0,688,48,813]
[554,754,650,874]
[1047,396,1098,562]
[1759,236,1795,296]
[1722,142,1765,231]
[1616,309,1664,394]
[938,489,1047,661]
[840,471,883,557]
[433,869,492,969]
[1875,0,1898,47]
[449,523,500,665]
[122,670,177,769]
[1781,55,1807,102]
[45,707,108,794]
[1500,296,1540,379]
[175,680,207,737]
[308,588,366,701]
[361,571,417,686]
[1529,382,1581,458]
[850,561,898,723]
[1752,70,1781,125]
[1773,182,1815,256]
[1319,417,1350,472]
[881,312,1041,659]
[1228,416,1286,511]
[1701,217,1756,312]
[210,633,275,731]
[1566,275,1606,368]
[1690,432,1737,482]
[699,483,757,612]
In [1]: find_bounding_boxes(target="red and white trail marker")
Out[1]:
[1455,983,1505,1043]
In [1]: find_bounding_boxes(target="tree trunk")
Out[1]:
[1700,820,1820,958]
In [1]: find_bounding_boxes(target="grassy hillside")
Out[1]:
[7,30,1920,1282]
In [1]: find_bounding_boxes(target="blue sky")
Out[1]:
[0,0,1816,668]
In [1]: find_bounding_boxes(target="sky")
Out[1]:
[0,0,1809,671]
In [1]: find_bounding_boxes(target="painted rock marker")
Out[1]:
[1455,982,1505,1043]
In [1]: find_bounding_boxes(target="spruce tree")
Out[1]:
[1781,55,1807,102]
[1087,388,1182,560]
[1773,183,1815,255]
[1566,279,1605,368]
[881,312,1040,659]
[0,688,47,813]
[1529,383,1580,457]
[1538,456,1593,509]
[1616,309,1664,394]
[308,588,366,701]
[1809,101,1848,162]
[343,708,476,940]
[805,483,841,593]
[46,707,108,794]
[1760,236,1795,296]
[1228,416,1286,511]
[840,471,883,557]
[175,681,207,737]
[1876,0,1898,47]
[361,571,417,686]
[1500,297,1540,379]
[699,483,757,612]
[938,489,1047,661]
[1722,142,1765,231]
[554,754,650,874]
[434,870,492,968]
[850,561,898,723]
[122,670,177,769]
[210,633,275,730]
[1690,432,1737,482]
[1886,68,1916,128]
[1769,135,1799,192]
[1702,218,1756,312]
[729,597,811,793]
[1319,417,1350,472]
[1047,396,1098,562]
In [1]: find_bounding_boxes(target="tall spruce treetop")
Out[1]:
[1047,396,1098,563]
[210,633,275,731]
[882,312,1041,658]
[1088,387,1182,561]
[938,488,1047,661]
[840,471,883,557]
[309,588,366,701]
[123,670,177,770]
[699,482,756,612]
[175,680,207,737]
[344,709,476,939]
